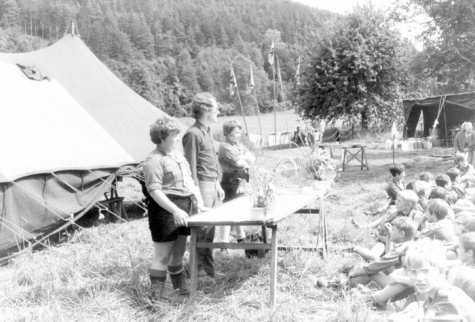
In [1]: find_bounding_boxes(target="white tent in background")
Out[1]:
[0,34,186,260]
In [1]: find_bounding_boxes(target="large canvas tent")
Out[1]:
[403,92,475,139]
[0,34,186,260]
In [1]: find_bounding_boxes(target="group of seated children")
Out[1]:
[318,157,475,321]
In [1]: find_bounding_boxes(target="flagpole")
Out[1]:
[273,58,277,141]
[249,63,264,144]
[228,57,249,135]
[276,56,290,148]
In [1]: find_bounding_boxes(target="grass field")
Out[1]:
[0,141,455,321]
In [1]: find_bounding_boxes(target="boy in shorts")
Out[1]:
[352,190,422,260]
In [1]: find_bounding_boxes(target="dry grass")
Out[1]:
[0,143,454,322]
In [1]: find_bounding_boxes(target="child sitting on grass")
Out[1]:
[387,240,475,322]
[347,217,416,287]
[456,153,475,177]
[386,164,406,207]
[352,190,422,260]
[447,168,466,199]
[319,218,417,291]
[419,171,436,187]
[435,174,459,205]
[421,199,457,243]
[449,265,475,302]
[406,180,431,213]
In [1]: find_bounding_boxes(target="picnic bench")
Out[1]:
[187,187,329,306]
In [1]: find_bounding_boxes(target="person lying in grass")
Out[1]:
[319,217,416,293]
[387,239,475,322]
[352,190,422,260]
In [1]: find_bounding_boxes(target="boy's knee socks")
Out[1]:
[149,269,167,284]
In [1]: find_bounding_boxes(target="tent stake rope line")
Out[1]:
[87,170,147,212]
[6,180,125,263]
[50,173,127,223]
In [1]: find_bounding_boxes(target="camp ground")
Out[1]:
[0,33,188,261]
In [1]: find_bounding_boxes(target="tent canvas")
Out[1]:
[0,34,190,260]
[403,91,475,139]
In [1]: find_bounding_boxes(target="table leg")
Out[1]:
[189,228,198,298]
[270,226,278,306]
[321,195,328,258]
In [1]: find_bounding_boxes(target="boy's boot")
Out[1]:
[168,265,190,296]
[149,269,167,301]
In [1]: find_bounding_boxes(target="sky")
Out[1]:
[292,0,426,50]
[293,0,396,14]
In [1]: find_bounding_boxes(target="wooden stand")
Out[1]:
[342,145,369,171]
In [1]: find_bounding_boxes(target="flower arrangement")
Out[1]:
[247,167,284,215]
[308,153,337,182]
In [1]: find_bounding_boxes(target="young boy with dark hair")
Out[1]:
[422,199,458,243]
[386,164,406,206]
[388,240,475,322]
[435,174,459,205]
[456,153,475,177]
[447,167,466,199]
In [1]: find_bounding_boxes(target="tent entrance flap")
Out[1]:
[403,91,475,139]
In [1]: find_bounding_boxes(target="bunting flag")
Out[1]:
[268,38,274,66]
[247,64,255,94]
[229,66,237,98]
[391,122,398,139]
[296,55,301,85]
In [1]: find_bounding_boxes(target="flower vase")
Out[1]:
[312,180,332,190]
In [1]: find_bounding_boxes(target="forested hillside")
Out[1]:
[0,0,337,116]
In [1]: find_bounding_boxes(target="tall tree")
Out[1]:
[297,5,406,129]
[402,0,475,93]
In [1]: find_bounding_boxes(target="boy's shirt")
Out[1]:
[421,218,457,243]
[422,282,475,322]
[363,240,413,275]
[457,163,475,177]
[445,189,459,205]
[452,182,466,199]
[386,178,405,205]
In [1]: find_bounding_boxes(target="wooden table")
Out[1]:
[187,187,329,306]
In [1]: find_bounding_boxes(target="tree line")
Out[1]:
[0,0,336,117]
[1,0,472,130]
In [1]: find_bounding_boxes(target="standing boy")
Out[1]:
[183,93,225,278]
